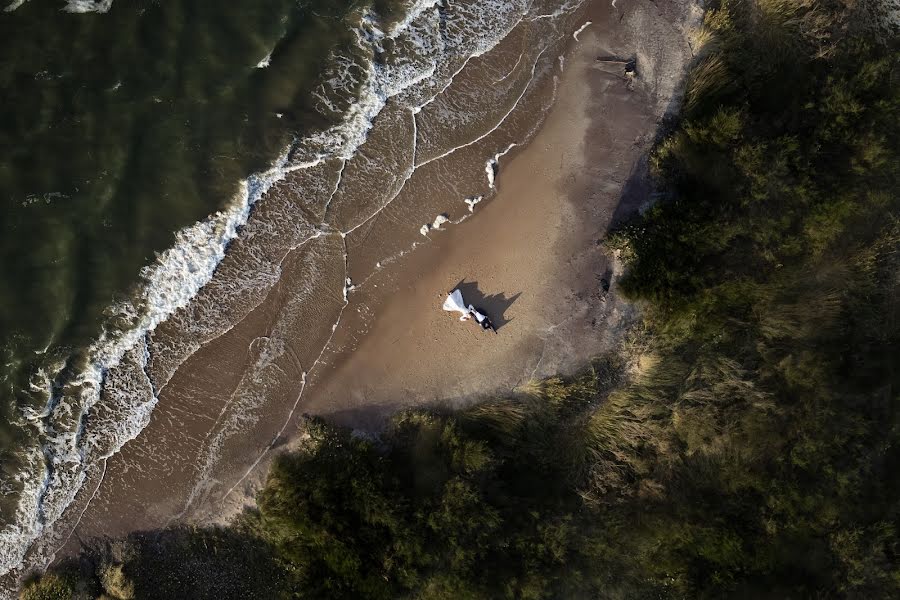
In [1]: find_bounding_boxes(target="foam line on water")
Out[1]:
[386,0,440,37]
[47,460,107,567]
[572,21,592,40]
[341,108,418,237]
[64,0,113,13]
[322,159,347,217]
[3,0,27,12]
[151,229,325,401]
[416,47,547,169]
[411,54,475,115]
[528,0,587,22]
[485,143,517,189]
[494,50,525,83]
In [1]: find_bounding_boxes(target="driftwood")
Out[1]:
[595,56,638,78]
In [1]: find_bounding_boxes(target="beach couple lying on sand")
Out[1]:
[443,289,498,334]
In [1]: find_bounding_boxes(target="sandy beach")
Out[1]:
[212,0,697,524]
[301,0,696,429]
[17,0,698,576]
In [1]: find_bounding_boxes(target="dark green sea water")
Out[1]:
[0,0,372,468]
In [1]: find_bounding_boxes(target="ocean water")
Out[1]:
[0,0,588,583]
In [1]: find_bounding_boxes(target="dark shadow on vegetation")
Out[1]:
[301,404,400,432]
[22,527,288,600]
[608,154,658,232]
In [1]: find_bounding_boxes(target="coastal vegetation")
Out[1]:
[22,0,898,597]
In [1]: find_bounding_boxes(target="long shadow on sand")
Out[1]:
[449,280,521,330]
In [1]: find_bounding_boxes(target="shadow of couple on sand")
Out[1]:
[450,279,521,331]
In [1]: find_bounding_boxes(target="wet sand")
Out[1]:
[28,0,698,572]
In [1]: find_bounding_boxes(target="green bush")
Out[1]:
[20,572,85,600]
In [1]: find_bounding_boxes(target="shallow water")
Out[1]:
[0,0,370,494]
[0,0,587,583]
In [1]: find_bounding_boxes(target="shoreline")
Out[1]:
[212,0,699,523]
[5,0,698,587]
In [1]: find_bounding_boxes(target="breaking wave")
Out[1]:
[63,0,113,14]
[2,0,27,13]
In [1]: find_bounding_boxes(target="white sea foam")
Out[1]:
[0,449,45,582]
[3,0,27,12]
[493,50,525,84]
[485,161,497,188]
[572,21,592,40]
[528,0,586,22]
[26,369,51,397]
[420,213,450,235]
[255,53,272,69]
[64,0,113,14]
[343,277,355,301]
[465,195,483,212]
[386,0,440,37]
[485,143,517,189]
